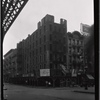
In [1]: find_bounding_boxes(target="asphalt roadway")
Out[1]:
[3,83,95,100]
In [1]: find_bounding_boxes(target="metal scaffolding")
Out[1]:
[2,0,28,37]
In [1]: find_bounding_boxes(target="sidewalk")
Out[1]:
[4,83,95,94]
[73,86,95,94]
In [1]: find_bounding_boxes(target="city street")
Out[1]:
[2,0,95,100]
[3,83,95,100]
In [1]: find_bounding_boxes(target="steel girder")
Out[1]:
[2,0,28,37]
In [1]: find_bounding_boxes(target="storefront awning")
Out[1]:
[86,74,94,79]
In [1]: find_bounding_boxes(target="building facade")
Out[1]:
[3,49,17,82]
[66,31,84,84]
[17,14,68,86]
[16,14,86,86]
[3,14,94,87]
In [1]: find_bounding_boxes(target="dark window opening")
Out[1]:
[40,47,42,54]
[50,54,52,61]
[44,45,46,52]
[44,54,46,61]
[49,34,52,41]
[77,40,79,45]
[44,35,46,42]
[50,24,52,31]
[50,44,52,51]
[40,56,42,63]
[44,26,46,32]
[40,38,41,44]
[36,40,38,46]
[44,64,46,69]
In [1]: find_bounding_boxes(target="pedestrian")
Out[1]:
[84,80,88,90]
[46,81,48,87]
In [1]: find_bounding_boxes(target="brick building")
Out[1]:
[17,14,68,86]
[3,49,17,82]
[67,31,84,85]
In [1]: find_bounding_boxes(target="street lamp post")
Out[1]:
[84,65,88,89]
[84,54,88,90]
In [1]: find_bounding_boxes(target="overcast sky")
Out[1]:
[3,0,94,56]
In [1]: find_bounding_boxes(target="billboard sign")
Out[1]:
[40,69,50,76]
[80,23,90,36]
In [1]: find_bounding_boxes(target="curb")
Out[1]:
[73,90,95,94]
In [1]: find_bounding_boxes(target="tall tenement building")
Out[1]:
[17,14,68,86]
[3,49,17,82]
[67,31,84,85]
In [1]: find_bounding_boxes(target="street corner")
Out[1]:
[72,87,95,94]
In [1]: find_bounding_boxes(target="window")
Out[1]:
[41,64,43,69]
[33,58,34,63]
[33,51,34,56]
[73,39,75,44]
[44,64,46,68]
[81,49,83,52]
[40,65,41,69]
[69,58,71,63]
[69,39,71,45]
[44,54,46,61]
[40,38,41,44]
[36,57,37,64]
[36,40,38,46]
[63,55,66,62]
[63,46,66,52]
[53,54,56,61]
[44,45,46,52]
[73,47,75,52]
[44,25,46,32]
[30,52,31,58]
[81,41,83,45]
[50,54,52,60]
[77,48,79,52]
[50,63,52,69]
[69,47,71,54]
[36,49,38,55]
[53,64,55,69]
[49,34,52,41]
[50,44,52,51]
[77,40,79,45]
[41,55,43,62]
[40,56,41,63]
[49,24,52,31]
[40,47,41,54]
[44,35,46,42]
